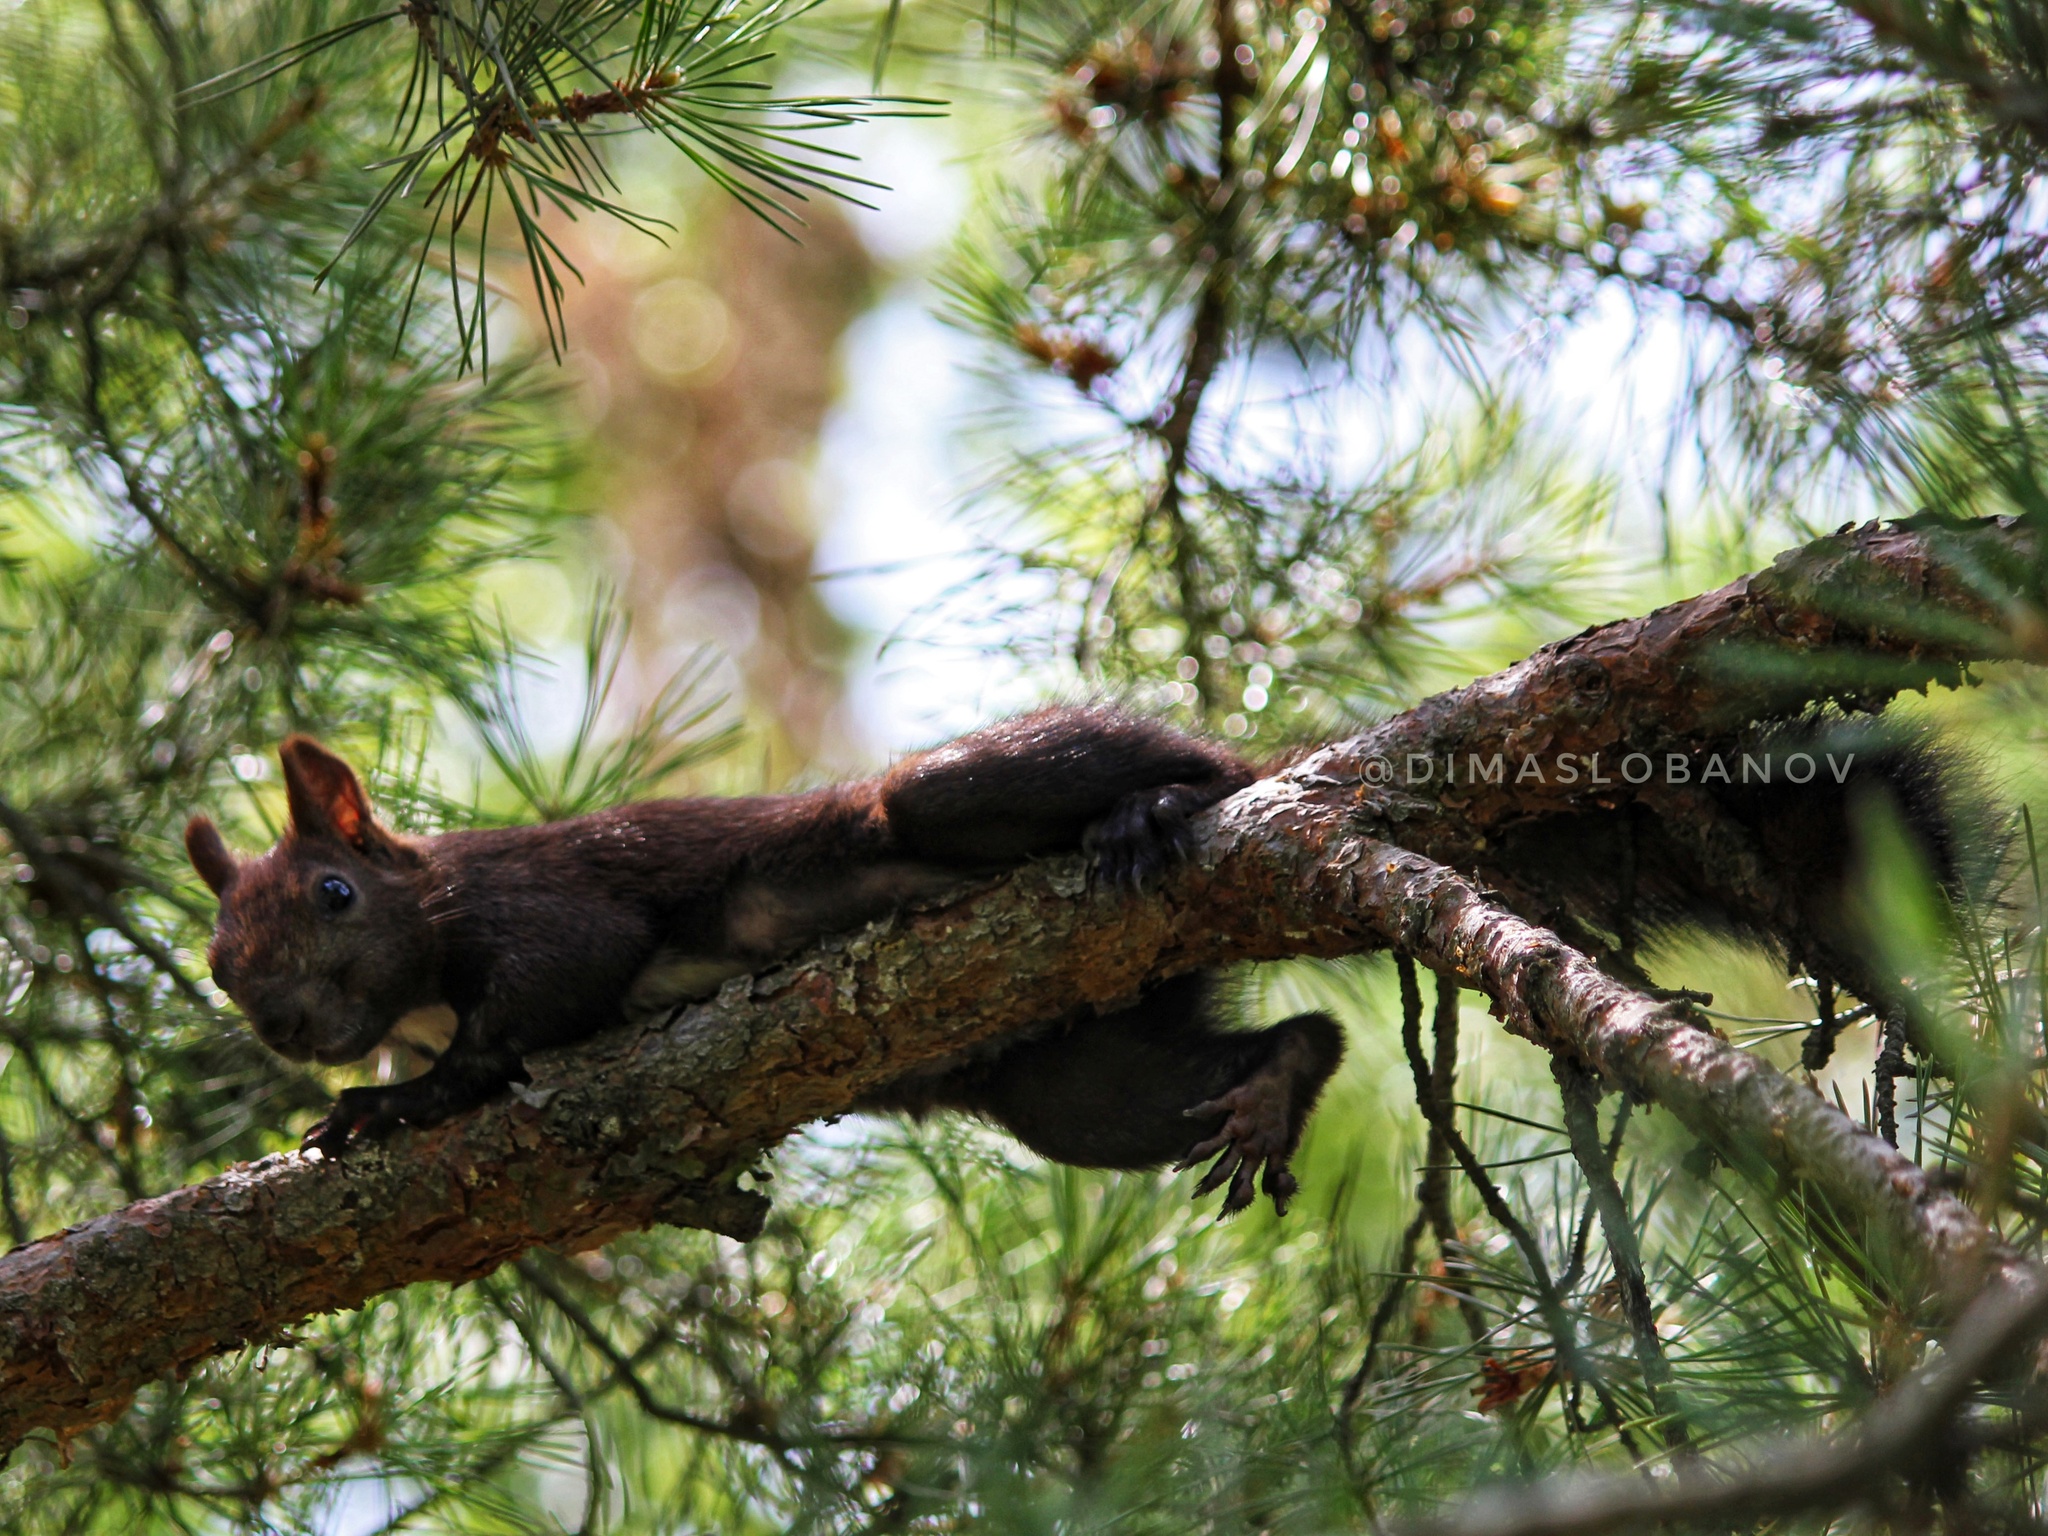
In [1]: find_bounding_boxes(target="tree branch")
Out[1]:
[1319,515,2029,868]
[0,518,2039,1454]
[1385,1274,2048,1536]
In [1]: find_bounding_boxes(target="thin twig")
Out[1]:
[513,1258,916,1454]
[1338,971,1487,1434]
[1553,1060,1694,1465]
[0,1027,139,1202]
[1876,1012,1910,1147]
[1426,975,1489,1343]
[1387,957,1624,1447]
[7,91,321,306]
[1140,0,1250,714]
[0,1125,29,1249]
[1802,974,1843,1071]
[1344,1207,1430,1405]
[76,317,247,610]
[1558,1101,1630,1294]
[0,796,212,1009]
[1387,1274,2048,1536]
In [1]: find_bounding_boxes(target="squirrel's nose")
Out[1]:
[246,993,315,1060]
[263,1022,317,1063]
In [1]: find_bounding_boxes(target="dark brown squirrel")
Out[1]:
[184,706,1345,1217]
[1472,718,1988,1019]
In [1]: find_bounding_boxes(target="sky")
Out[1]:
[807,113,1714,761]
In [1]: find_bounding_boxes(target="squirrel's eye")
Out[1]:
[317,876,355,913]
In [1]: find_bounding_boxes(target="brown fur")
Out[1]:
[187,707,1343,1214]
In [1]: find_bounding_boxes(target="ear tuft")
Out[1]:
[185,815,239,897]
[278,736,380,851]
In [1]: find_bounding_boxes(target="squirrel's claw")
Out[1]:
[301,1111,361,1159]
[1175,1076,1303,1217]
[302,1086,407,1158]
[1189,1145,1243,1199]
[1083,785,1205,891]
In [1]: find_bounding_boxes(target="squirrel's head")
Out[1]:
[186,738,441,1065]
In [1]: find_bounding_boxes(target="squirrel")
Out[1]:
[184,707,1345,1217]
[1468,718,1985,1019]
[182,697,1978,1213]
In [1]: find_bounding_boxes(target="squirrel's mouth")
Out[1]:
[245,999,388,1066]
[312,1019,392,1066]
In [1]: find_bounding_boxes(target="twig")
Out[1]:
[0,795,213,1009]
[1802,974,1843,1071]
[1343,1207,1432,1411]
[478,1271,593,1409]
[7,90,321,307]
[1338,970,1488,1433]
[0,1125,29,1249]
[1876,1011,1911,1147]
[513,1257,914,1454]
[1385,957,1622,1442]
[1836,0,2048,154]
[1385,1273,2048,1536]
[1425,975,1489,1343]
[1558,1099,1630,1294]
[361,1411,570,1536]
[1388,959,1563,1330]
[0,1026,139,1203]
[1553,1060,1694,1465]
[70,915,152,1202]
[1132,0,1250,711]
[75,311,250,613]
[402,1,485,115]
[514,1257,784,1445]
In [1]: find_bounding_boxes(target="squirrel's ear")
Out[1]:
[278,736,381,851]
[185,816,239,897]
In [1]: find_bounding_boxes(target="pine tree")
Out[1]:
[6,1,2048,1531]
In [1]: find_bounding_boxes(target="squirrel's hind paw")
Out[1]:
[1175,1078,1303,1217]
[1173,1012,1341,1216]
[1083,784,1208,890]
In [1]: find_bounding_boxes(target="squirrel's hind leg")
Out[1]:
[865,973,1344,1216]
[879,706,1252,875]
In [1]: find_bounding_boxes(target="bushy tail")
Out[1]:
[1479,714,1994,1002]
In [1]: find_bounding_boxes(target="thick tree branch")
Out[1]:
[1322,514,2031,867]
[1,517,2039,1454]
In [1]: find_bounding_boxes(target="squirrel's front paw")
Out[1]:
[302,1086,408,1159]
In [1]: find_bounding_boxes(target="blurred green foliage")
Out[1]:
[8,0,2048,1529]
[932,0,2048,737]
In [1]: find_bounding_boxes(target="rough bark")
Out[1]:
[0,516,2037,1453]
[1329,513,2029,865]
